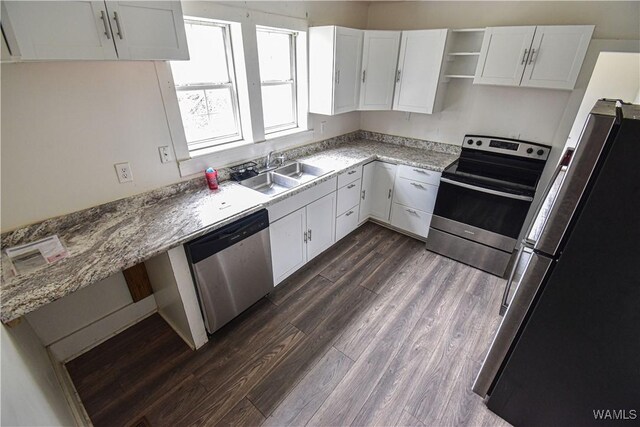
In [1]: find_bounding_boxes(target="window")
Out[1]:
[171,19,241,152]
[257,27,298,134]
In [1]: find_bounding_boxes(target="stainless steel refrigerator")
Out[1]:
[472,100,640,426]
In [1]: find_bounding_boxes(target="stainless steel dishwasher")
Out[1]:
[185,209,273,334]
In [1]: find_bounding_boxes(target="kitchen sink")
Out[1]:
[238,172,299,197]
[274,162,331,183]
[238,162,333,197]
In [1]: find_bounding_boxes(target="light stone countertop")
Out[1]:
[0,138,459,323]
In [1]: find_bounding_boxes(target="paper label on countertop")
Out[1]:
[4,235,68,276]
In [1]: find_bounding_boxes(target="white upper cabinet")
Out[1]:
[1,1,118,60]
[393,29,449,114]
[1,1,189,61]
[359,30,401,111]
[474,26,536,87]
[520,26,594,90]
[475,25,594,90]
[309,26,363,115]
[105,1,189,60]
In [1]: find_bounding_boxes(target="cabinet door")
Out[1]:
[520,26,594,90]
[306,193,337,261]
[270,208,307,285]
[1,1,117,60]
[474,26,536,86]
[334,27,363,114]
[105,1,189,60]
[360,162,397,222]
[359,30,401,111]
[393,30,448,114]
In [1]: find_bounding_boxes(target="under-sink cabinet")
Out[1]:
[1,1,189,61]
[268,177,338,285]
[336,166,363,241]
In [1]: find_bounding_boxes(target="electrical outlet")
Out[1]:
[114,162,133,183]
[158,146,172,163]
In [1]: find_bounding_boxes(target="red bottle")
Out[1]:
[205,167,218,190]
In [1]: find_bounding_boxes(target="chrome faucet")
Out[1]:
[265,151,285,170]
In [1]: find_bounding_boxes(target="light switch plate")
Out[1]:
[115,162,133,183]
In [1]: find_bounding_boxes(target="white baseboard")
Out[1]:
[49,296,157,363]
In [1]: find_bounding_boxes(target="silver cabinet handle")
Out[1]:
[412,168,429,175]
[303,231,307,243]
[362,70,366,83]
[346,210,354,216]
[335,69,340,85]
[388,189,392,199]
[100,11,111,39]
[410,182,425,189]
[396,69,401,83]
[528,48,536,65]
[348,170,357,175]
[361,190,366,200]
[308,229,312,241]
[521,48,529,65]
[113,11,124,39]
[347,184,356,189]
[406,209,418,215]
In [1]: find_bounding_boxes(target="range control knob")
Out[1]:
[476,140,482,146]
[467,139,474,145]
[537,149,545,156]
[526,148,534,154]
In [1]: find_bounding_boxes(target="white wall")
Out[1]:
[1,322,75,426]
[0,1,369,233]
[566,52,640,147]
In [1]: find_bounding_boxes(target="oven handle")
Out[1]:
[440,178,533,202]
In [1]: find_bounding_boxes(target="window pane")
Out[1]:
[257,30,292,81]
[262,84,295,130]
[177,88,238,143]
[171,22,229,85]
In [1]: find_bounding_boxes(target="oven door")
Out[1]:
[433,178,534,242]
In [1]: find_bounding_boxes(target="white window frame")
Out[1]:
[156,4,312,178]
[257,26,298,135]
[173,19,243,154]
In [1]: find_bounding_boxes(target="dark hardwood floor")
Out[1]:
[65,222,510,427]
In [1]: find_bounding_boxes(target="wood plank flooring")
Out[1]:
[65,222,511,427]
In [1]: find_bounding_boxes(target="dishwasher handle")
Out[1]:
[186,209,269,264]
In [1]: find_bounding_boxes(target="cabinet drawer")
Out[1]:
[337,179,362,215]
[397,165,441,185]
[337,166,363,188]
[393,178,438,213]
[390,203,432,238]
[336,206,359,241]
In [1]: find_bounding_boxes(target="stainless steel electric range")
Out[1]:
[426,135,551,277]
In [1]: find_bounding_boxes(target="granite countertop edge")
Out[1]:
[0,139,458,323]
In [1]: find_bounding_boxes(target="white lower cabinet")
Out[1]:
[307,193,337,261]
[336,208,359,241]
[270,192,336,286]
[359,161,397,222]
[270,207,307,285]
[390,204,432,238]
[393,178,438,213]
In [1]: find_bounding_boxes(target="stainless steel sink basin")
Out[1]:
[274,162,331,183]
[238,172,299,197]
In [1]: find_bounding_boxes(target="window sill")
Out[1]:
[178,128,314,177]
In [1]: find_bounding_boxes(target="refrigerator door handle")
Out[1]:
[472,252,553,397]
